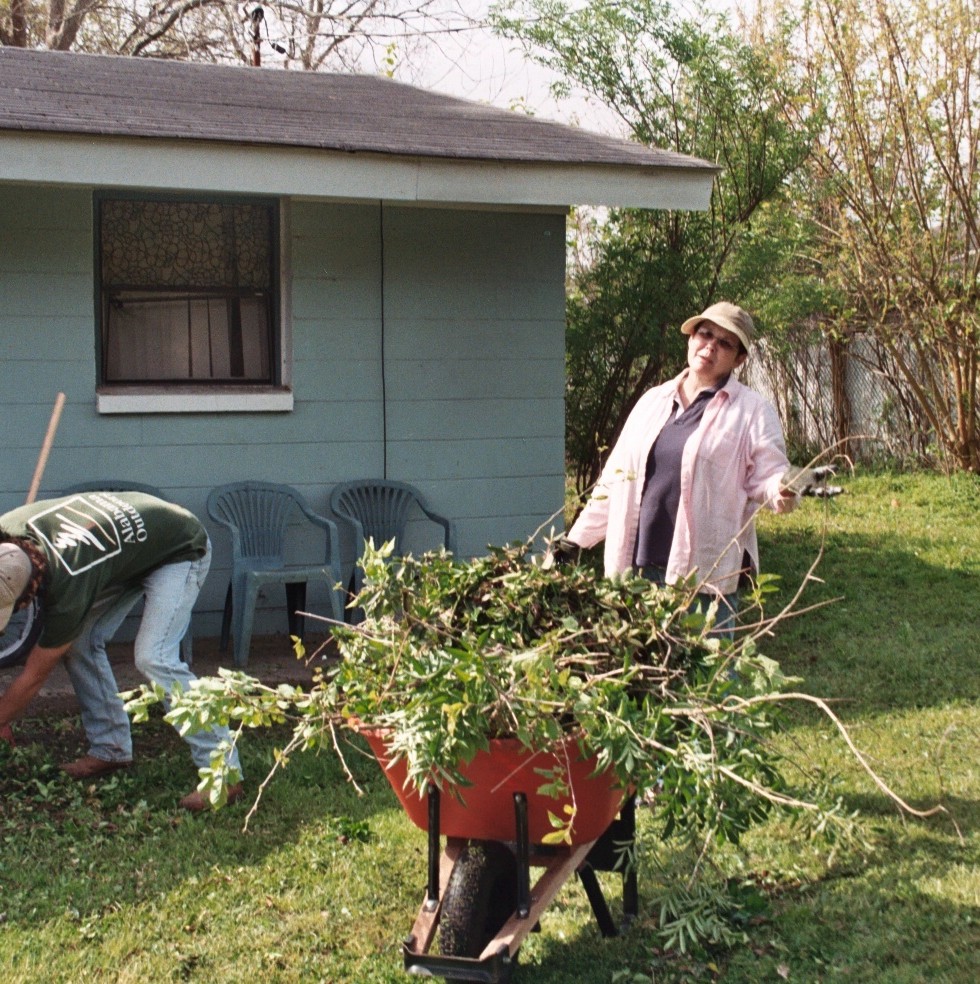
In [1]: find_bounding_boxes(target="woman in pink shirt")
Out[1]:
[562,302,801,630]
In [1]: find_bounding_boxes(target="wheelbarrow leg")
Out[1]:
[513,792,531,919]
[620,796,639,926]
[426,783,441,907]
[580,794,639,934]
[578,862,619,937]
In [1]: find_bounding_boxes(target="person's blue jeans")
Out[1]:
[63,541,242,775]
[637,566,737,639]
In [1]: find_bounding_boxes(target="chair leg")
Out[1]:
[330,574,347,626]
[285,582,307,640]
[235,577,261,668]
[219,583,233,652]
[346,568,365,625]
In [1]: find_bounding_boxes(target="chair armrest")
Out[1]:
[418,505,457,554]
[329,510,368,557]
[297,502,343,575]
[206,511,245,562]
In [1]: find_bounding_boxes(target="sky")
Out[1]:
[392,0,745,137]
[403,1,625,133]
[252,0,744,139]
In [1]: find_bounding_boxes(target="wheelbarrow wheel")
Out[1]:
[439,839,519,966]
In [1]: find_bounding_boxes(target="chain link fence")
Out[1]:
[742,332,937,467]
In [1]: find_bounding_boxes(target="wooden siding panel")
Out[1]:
[290,202,382,274]
[291,279,381,321]
[385,319,565,362]
[462,517,561,555]
[296,360,382,404]
[0,189,91,227]
[296,318,382,364]
[431,476,563,519]
[385,357,564,402]
[0,316,93,360]
[386,437,564,481]
[290,201,382,321]
[387,398,563,441]
[385,282,563,323]
[378,207,566,558]
[2,360,95,404]
[48,439,382,482]
[2,397,135,449]
[133,405,382,447]
[0,188,94,500]
[383,207,565,275]
[0,226,91,273]
[0,191,568,637]
[2,271,91,316]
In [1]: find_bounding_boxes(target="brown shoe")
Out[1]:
[61,754,132,780]
[180,782,244,813]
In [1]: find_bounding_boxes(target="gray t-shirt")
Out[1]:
[633,386,717,570]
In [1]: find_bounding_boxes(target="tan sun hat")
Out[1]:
[680,301,755,352]
[0,543,32,633]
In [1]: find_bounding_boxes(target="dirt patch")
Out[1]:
[11,709,187,762]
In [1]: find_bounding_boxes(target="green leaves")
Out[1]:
[324,540,803,847]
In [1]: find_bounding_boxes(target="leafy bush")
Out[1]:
[331,542,799,845]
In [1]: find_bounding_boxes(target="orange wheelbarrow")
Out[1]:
[364,731,639,983]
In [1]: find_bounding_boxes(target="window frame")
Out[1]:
[94,191,292,414]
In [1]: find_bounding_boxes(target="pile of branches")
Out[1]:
[329,542,808,846]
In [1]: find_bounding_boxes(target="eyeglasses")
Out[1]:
[692,325,739,354]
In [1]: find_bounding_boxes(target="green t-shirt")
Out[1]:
[0,491,208,648]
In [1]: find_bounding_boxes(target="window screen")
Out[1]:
[98,197,279,385]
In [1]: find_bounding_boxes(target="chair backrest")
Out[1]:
[60,480,168,500]
[330,480,441,552]
[207,482,308,563]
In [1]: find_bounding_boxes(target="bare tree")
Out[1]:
[0,0,477,74]
[793,0,980,472]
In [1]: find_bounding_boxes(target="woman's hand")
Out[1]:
[542,534,581,570]
[781,465,843,498]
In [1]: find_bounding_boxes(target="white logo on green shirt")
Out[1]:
[28,497,123,575]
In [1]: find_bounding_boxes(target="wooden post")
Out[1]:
[26,392,66,504]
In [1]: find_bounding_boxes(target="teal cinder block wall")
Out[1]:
[0,187,567,641]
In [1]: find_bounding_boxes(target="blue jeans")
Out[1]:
[637,567,738,638]
[63,541,242,775]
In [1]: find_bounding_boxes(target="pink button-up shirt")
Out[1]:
[568,371,797,595]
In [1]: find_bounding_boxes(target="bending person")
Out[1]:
[0,490,241,811]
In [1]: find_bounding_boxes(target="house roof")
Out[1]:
[0,47,717,210]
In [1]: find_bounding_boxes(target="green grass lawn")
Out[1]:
[1,471,978,983]
[726,470,980,983]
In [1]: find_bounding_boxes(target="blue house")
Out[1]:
[0,47,715,641]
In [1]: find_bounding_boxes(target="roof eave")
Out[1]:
[0,130,718,210]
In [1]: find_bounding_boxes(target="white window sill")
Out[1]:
[97,387,294,414]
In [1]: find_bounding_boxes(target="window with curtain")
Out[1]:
[97,195,280,386]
